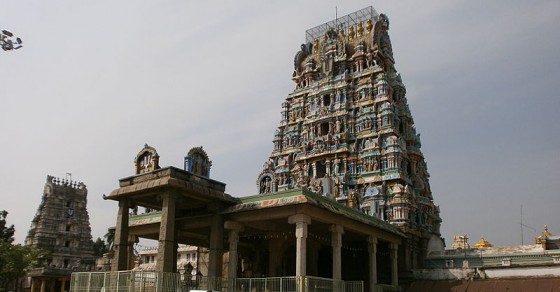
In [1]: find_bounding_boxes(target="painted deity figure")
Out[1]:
[335,119,342,133]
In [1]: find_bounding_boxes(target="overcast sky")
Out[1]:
[1,0,559,248]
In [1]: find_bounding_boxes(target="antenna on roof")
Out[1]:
[520,205,536,245]
[335,6,338,29]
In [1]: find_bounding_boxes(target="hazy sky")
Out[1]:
[1,1,559,248]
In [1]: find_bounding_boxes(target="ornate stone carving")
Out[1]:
[258,8,442,244]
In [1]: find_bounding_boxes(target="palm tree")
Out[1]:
[104,228,115,250]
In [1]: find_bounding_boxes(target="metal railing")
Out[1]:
[236,277,297,291]
[71,271,368,292]
[71,271,226,292]
[305,6,379,43]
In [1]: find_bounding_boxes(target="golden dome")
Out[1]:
[474,236,493,248]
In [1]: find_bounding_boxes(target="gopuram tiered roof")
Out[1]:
[257,6,442,254]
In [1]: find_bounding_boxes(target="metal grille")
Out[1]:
[305,6,379,43]
[70,271,226,292]
[236,277,297,291]
[71,272,366,292]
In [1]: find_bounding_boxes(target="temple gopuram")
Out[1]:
[25,175,95,292]
[71,6,444,292]
[258,6,442,267]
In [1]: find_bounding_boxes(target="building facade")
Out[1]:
[25,175,95,292]
[257,6,442,269]
[137,245,204,274]
[409,228,560,290]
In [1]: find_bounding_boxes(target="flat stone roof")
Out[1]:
[225,188,405,238]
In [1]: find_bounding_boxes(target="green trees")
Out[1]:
[92,237,108,257]
[0,210,48,292]
[92,228,115,257]
[0,211,15,243]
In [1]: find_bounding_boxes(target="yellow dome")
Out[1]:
[474,236,493,248]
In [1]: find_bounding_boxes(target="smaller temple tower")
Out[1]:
[25,175,95,291]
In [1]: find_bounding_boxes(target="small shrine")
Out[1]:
[451,234,470,250]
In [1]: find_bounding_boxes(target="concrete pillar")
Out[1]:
[367,236,378,292]
[225,221,244,292]
[156,193,176,272]
[390,243,399,287]
[329,225,344,281]
[208,212,224,279]
[288,214,311,276]
[112,199,130,271]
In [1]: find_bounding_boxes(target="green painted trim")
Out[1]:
[130,211,162,223]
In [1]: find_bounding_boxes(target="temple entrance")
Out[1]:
[377,241,393,285]
[342,241,368,281]
[281,245,296,276]
[317,245,333,278]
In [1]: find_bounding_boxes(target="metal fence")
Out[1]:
[71,271,225,292]
[236,277,297,291]
[71,272,367,292]
[305,6,379,43]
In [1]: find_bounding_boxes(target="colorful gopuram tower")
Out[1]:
[257,6,442,264]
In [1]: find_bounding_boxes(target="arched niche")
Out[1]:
[184,146,212,178]
[134,144,160,175]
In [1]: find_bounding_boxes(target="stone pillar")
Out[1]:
[30,278,36,292]
[40,279,45,292]
[128,235,139,270]
[367,236,378,292]
[312,163,317,178]
[156,193,176,272]
[390,243,399,287]
[288,214,311,276]
[112,199,130,271]
[330,225,343,281]
[60,278,66,292]
[208,212,224,280]
[225,221,244,292]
